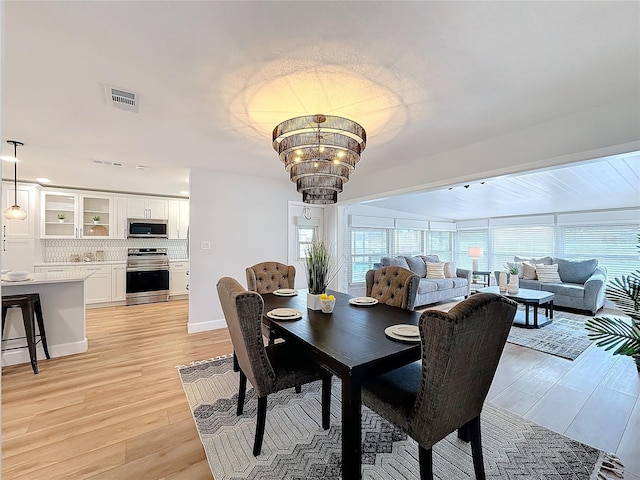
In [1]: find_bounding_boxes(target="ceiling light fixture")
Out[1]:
[3,140,27,221]
[272,114,366,204]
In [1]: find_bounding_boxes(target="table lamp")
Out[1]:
[468,247,483,272]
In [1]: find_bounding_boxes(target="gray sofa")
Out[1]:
[375,255,471,308]
[495,256,607,315]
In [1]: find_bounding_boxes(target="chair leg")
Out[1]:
[295,385,302,394]
[418,446,433,480]
[33,297,50,359]
[321,375,331,430]
[237,370,247,416]
[253,396,268,456]
[232,351,239,372]
[468,416,486,480]
[458,422,471,442]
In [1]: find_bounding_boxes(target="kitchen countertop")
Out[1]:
[35,261,126,267]
[2,271,92,286]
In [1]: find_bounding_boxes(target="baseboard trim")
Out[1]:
[188,318,227,334]
[1,338,89,367]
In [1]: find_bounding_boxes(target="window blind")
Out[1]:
[559,224,639,279]
[457,230,488,270]
[492,226,555,271]
[350,228,389,284]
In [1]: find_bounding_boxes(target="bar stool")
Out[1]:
[2,293,50,374]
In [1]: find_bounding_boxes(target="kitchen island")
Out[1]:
[1,272,90,367]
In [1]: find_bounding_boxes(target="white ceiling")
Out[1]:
[2,2,639,217]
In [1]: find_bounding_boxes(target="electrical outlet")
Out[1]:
[200,241,211,250]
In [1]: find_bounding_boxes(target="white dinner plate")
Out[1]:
[266,308,302,320]
[273,289,297,297]
[384,325,421,343]
[391,325,420,338]
[348,297,379,306]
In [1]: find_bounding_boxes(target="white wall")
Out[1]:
[187,167,297,333]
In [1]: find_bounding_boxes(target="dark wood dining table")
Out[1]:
[262,289,422,480]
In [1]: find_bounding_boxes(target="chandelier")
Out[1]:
[3,140,27,221]
[272,114,366,204]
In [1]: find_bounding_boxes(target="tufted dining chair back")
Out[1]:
[246,262,296,294]
[365,266,420,310]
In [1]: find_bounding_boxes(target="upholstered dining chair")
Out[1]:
[216,276,331,456]
[236,262,297,372]
[365,266,420,310]
[361,293,517,479]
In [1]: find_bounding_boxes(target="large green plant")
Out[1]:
[304,240,333,295]
[585,234,640,371]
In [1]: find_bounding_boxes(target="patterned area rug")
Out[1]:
[178,356,623,480]
[506,312,593,360]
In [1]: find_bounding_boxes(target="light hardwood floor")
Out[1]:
[2,300,639,479]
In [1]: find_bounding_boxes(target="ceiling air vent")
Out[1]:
[105,85,139,113]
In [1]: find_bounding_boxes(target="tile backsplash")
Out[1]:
[44,238,188,263]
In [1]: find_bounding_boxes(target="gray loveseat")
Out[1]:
[375,255,471,308]
[495,256,607,315]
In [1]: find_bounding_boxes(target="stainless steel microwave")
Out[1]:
[127,219,168,238]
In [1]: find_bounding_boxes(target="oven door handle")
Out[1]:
[126,266,170,272]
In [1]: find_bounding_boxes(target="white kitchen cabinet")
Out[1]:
[168,200,189,239]
[127,197,168,220]
[34,265,77,274]
[169,261,189,296]
[112,196,128,239]
[2,181,39,238]
[111,263,127,301]
[41,190,115,239]
[78,265,112,304]
[41,191,78,238]
[80,194,112,238]
[2,238,35,272]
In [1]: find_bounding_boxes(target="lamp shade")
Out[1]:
[468,247,483,258]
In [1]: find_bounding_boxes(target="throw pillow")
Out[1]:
[420,255,440,264]
[536,263,562,283]
[404,256,427,277]
[426,262,445,279]
[381,256,410,270]
[553,257,598,284]
[521,262,538,280]
[514,255,553,265]
[443,261,457,278]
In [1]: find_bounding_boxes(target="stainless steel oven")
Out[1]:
[126,248,169,305]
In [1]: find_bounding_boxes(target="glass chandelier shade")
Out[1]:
[3,140,27,221]
[272,114,366,204]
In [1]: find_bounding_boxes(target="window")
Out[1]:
[491,226,555,271]
[456,230,488,270]
[393,229,424,255]
[297,226,316,259]
[560,225,639,279]
[350,228,389,284]
[428,231,453,261]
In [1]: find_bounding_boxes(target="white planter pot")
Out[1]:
[508,275,519,294]
[307,293,322,311]
[499,272,508,292]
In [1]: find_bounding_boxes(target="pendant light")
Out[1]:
[3,140,27,221]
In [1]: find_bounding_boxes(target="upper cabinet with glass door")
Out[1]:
[80,194,112,238]
[41,191,79,238]
[41,190,114,238]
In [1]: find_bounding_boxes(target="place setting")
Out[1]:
[348,296,378,307]
[384,324,420,343]
[272,288,297,297]
[266,308,303,320]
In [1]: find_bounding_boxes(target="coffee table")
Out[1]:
[477,286,554,328]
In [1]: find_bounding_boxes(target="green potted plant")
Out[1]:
[92,215,101,224]
[585,234,640,372]
[57,214,66,223]
[304,240,336,310]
